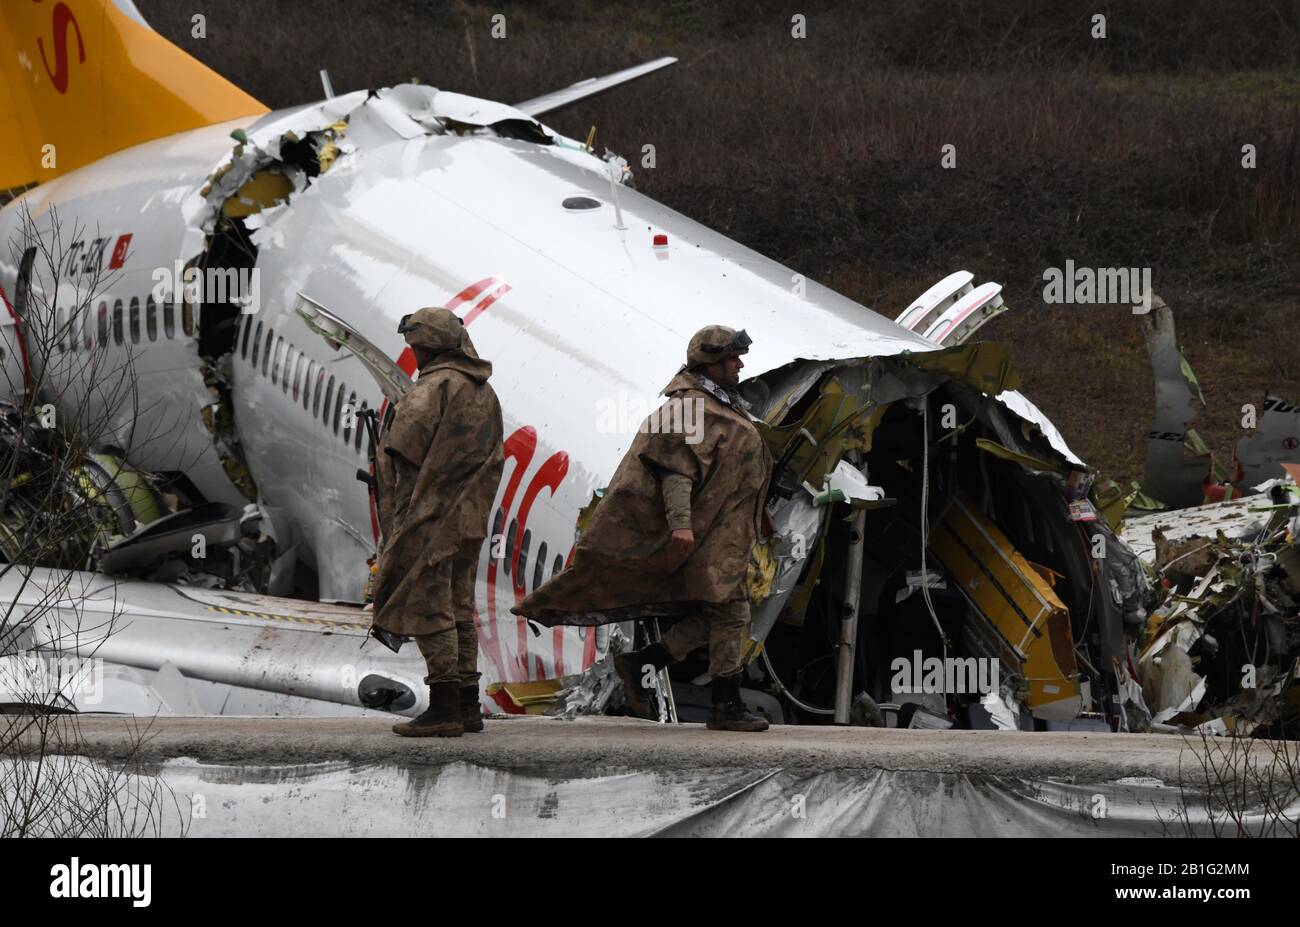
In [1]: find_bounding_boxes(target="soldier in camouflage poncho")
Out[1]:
[373,307,504,737]
[513,325,772,732]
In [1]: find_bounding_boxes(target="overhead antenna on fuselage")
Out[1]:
[606,159,627,231]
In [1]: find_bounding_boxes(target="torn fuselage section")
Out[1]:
[156,117,357,598]
[726,344,1153,731]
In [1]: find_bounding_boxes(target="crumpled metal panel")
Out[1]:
[748,491,823,645]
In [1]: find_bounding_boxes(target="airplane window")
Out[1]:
[517,529,531,582]
[97,302,109,348]
[534,541,548,591]
[112,300,124,346]
[353,398,367,452]
[333,384,346,435]
[13,247,34,325]
[491,508,504,551]
[304,358,317,408]
[240,312,253,357]
[323,375,335,424]
[129,297,141,344]
[313,368,325,416]
[164,300,176,339]
[262,328,273,376]
[343,390,358,442]
[504,519,517,576]
[182,299,194,337]
[271,336,284,384]
[146,296,158,342]
[291,352,303,400]
[250,321,263,367]
[280,346,291,391]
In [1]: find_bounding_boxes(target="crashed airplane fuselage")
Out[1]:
[0,84,1148,727]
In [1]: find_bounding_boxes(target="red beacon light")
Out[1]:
[652,233,668,247]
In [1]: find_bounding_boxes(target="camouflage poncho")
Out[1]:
[512,372,772,626]
[372,337,504,638]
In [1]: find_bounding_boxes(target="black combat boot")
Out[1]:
[460,685,485,734]
[393,682,464,737]
[707,673,769,732]
[614,641,673,719]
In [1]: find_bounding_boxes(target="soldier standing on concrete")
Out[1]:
[371,307,504,737]
[513,325,772,732]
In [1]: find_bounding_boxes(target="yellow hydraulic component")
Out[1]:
[927,495,1080,714]
[0,1,268,189]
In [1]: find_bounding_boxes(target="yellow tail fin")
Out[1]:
[0,0,268,190]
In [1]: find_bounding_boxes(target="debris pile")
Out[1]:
[1123,469,1300,736]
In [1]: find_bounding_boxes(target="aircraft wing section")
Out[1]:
[513,57,677,117]
[0,567,425,714]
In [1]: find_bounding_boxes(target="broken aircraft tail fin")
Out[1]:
[0,0,267,191]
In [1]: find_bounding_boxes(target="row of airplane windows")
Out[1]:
[53,295,370,457]
[54,295,192,350]
[236,313,370,455]
[491,506,566,593]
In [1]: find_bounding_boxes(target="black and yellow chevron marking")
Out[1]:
[205,605,369,632]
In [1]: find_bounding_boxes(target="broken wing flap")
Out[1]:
[921,283,1007,347]
[893,273,1011,348]
[295,293,410,405]
[295,291,403,570]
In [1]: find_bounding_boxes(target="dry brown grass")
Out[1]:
[138,0,1300,480]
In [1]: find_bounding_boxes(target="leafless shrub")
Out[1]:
[1162,725,1300,836]
[0,205,187,837]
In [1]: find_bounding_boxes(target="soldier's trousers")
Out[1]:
[413,540,482,688]
[660,599,750,678]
